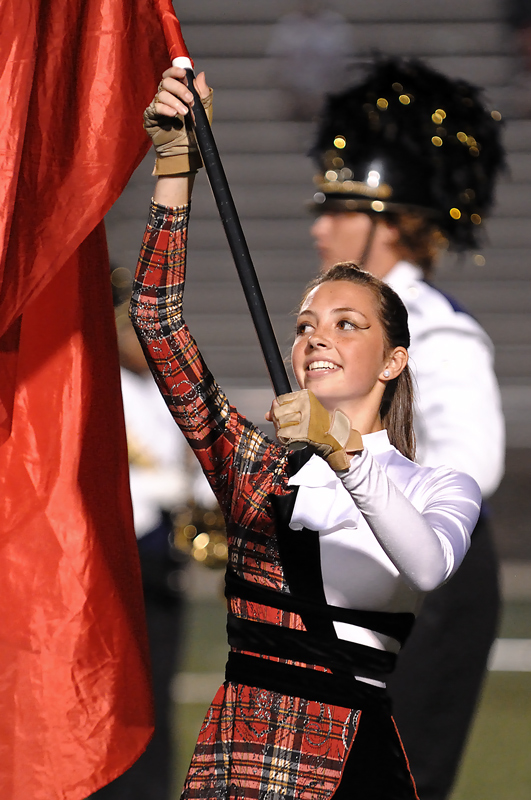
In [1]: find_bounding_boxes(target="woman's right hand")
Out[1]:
[144,67,212,176]
[267,389,363,471]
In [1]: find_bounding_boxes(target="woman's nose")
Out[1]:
[307,330,330,349]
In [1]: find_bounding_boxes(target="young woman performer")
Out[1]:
[131,68,481,800]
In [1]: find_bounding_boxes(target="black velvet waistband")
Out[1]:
[225,651,390,711]
[227,613,397,680]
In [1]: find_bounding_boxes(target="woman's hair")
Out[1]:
[301,263,416,461]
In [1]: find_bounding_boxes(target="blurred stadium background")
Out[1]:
[106,1,531,797]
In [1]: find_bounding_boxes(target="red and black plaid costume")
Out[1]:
[131,201,418,800]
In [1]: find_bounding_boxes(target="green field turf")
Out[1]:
[451,672,531,800]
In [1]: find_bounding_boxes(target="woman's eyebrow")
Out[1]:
[297,306,370,321]
[332,306,369,320]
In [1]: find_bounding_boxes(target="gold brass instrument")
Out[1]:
[173,503,228,570]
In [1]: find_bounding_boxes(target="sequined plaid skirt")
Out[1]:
[180,681,418,800]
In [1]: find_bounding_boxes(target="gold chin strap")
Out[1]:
[359,215,378,268]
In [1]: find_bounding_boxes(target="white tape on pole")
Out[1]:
[172,56,193,69]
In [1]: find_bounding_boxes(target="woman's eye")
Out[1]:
[296,322,312,335]
[337,319,357,331]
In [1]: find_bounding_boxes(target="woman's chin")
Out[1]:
[307,388,338,412]
[304,369,341,389]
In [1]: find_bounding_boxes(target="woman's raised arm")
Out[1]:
[130,72,285,517]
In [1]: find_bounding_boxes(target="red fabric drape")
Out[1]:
[0,0,169,797]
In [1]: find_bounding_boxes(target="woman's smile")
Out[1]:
[306,359,342,374]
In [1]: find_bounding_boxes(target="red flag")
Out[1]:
[0,0,169,797]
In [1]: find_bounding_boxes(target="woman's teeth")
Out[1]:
[307,361,338,371]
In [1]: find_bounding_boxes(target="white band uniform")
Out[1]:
[289,430,481,662]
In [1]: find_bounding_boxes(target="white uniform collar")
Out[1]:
[287,430,393,532]
[362,428,393,455]
[384,260,423,290]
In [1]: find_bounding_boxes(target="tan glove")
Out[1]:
[143,88,213,176]
[272,389,363,471]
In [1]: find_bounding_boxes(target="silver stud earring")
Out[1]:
[383,369,390,378]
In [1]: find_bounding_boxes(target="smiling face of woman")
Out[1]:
[292,280,402,430]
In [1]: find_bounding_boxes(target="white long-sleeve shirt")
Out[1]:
[385,261,505,498]
[289,430,481,656]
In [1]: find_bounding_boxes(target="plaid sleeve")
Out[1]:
[130,200,285,514]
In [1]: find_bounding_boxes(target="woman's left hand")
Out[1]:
[266,389,363,471]
[144,67,212,176]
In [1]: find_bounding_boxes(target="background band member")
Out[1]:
[309,57,505,800]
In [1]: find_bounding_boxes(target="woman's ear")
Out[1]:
[381,347,408,381]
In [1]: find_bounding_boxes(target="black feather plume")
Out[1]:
[311,57,505,249]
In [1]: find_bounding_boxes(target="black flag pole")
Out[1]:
[185,75,292,397]
[154,1,292,397]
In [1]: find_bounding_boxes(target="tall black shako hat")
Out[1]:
[310,57,505,249]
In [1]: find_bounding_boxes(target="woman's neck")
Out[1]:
[331,401,384,437]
